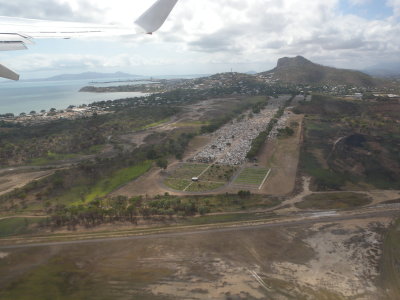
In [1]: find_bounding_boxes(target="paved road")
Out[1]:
[0,207,398,250]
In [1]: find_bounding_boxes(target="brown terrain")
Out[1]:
[258,113,304,195]
[0,94,399,300]
[0,212,397,300]
[0,170,55,197]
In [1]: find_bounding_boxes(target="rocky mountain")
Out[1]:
[260,56,383,87]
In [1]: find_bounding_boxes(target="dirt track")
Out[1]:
[1,204,398,249]
[0,170,55,196]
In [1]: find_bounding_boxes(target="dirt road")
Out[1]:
[1,205,398,249]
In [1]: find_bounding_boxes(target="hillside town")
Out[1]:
[2,65,400,128]
[80,70,400,102]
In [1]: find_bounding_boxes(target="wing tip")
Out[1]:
[0,63,20,81]
[135,0,179,34]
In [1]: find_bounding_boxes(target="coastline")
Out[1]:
[0,79,149,115]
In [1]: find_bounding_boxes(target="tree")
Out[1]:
[146,148,159,160]
[362,92,375,101]
[238,190,251,198]
[156,158,168,169]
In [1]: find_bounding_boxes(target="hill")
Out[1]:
[260,56,383,87]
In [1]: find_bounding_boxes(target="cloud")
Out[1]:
[0,0,102,22]
[387,0,400,16]
[1,0,400,74]
[3,52,178,73]
[348,0,372,6]
[158,0,399,69]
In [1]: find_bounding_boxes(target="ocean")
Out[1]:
[0,78,150,115]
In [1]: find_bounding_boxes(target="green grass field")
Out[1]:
[28,146,105,166]
[168,163,209,179]
[28,152,81,166]
[0,217,45,237]
[234,167,270,186]
[65,161,153,205]
[164,178,192,191]
[185,181,225,192]
[200,165,237,182]
[138,118,171,130]
[295,192,372,210]
[164,163,237,192]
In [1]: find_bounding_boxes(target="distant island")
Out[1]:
[37,71,143,82]
[79,85,158,93]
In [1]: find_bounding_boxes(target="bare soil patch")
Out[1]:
[0,170,54,196]
[0,217,392,300]
[259,114,304,195]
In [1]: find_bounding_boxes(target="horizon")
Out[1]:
[1,54,397,83]
[0,0,399,79]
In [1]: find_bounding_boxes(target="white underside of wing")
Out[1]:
[0,16,142,39]
[0,0,179,80]
[0,63,19,80]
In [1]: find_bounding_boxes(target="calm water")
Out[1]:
[0,78,149,114]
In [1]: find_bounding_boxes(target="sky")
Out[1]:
[0,0,399,79]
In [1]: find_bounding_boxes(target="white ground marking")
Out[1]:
[183,164,212,192]
[258,168,272,190]
[248,269,271,292]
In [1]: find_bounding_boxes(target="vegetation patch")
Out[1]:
[164,178,191,191]
[297,95,400,190]
[0,106,179,166]
[381,198,400,205]
[185,181,225,192]
[50,161,153,206]
[234,167,270,187]
[28,152,82,166]
[78,161,153,204]
[0,217,44,237]
[164,163,237,192]
[200,164,237,182]
[295,192,371,210]
[185,212,275,226]
[138,118,170,130]
[301,151,347,190]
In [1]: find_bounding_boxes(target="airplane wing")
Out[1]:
[0,0,179,80]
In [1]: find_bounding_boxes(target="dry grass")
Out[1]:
[295,192,372,210]
[259,114,304,195]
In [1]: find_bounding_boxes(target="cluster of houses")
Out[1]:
[268,110,293,138]
[0,106,109,126]
[190,107,280,166]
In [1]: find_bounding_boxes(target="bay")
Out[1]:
[0,78,149,115]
